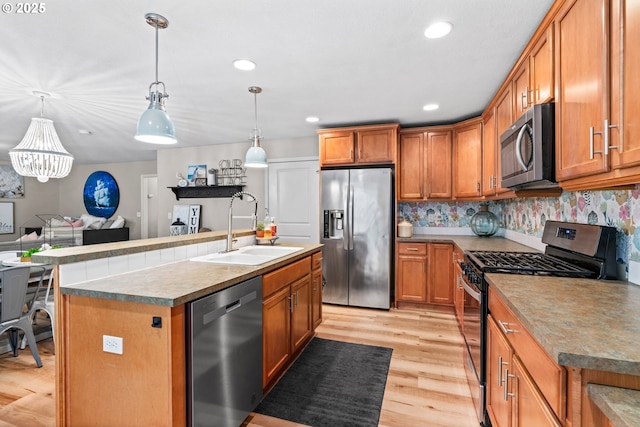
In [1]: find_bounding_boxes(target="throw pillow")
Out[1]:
[81,213,106,230]
[102,219,115,229]
[110,216,125,229]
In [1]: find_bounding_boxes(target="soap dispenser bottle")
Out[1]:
[269,217,277,237]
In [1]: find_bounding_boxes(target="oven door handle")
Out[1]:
[461,280,481,303]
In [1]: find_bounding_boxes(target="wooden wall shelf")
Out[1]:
[168,186,244,200]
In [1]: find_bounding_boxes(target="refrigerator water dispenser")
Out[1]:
[323,210,344,239]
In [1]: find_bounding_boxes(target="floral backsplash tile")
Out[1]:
[399,185,640,276]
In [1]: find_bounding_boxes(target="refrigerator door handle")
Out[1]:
[348,184,354,250]
[343,184,349,251]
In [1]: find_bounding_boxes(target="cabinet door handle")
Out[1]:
[406,247,419,251]
[504,369,516,401]
[498,356,509,386]
[498,319,516,334]
[294,291,299,307]
[476,182,480,193]
[604,119,619,154]
[590,126,604,158]
[288,295,293,312]
[313,278,318,291]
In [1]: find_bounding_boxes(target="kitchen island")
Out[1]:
[32,231,322,427]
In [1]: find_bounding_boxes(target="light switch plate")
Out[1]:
[103,335,123,355]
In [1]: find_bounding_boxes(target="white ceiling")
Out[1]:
[0,0,554,165]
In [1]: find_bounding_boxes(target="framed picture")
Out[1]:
[0,202,13,234]
[83,171,120,219]
[194,178,207,187]
[187,165,206,186]
[0,165,24,198]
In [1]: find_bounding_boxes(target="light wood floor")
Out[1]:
[0,305,477,427]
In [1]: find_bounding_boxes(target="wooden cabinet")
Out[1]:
[396,242,453,307]
[398,127,452,200]
[311,251,323,329]
[555,0,609,181]
[262,256,313,390]
[396,242,428,302]
[530,25,554,106]
[453,119,483,199]
[513,24,554,119]
[487,288,565,427]
[609,0,640,170]
[427,243,453,305]
[482,108,498,196]
[453,246,464,330]
[318,123,399,167]
[487,315,512,427]
[554,0,640,189]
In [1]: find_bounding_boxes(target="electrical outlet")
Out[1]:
[428,214,435,223]
[168,212,172,220]
[103,335,123,355]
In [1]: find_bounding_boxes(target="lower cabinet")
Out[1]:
[396,242,453,307]
[262,256,313,391]
[311,251,323,329]
[487,287,564,427]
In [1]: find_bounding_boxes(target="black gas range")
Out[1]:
[458,221,617,426]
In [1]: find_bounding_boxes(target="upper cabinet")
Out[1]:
[398,126,452,201]
[513,24,555,119]
[318,123,399,167]
[453,118,483,199]
[554,0,640,190]
[555,0,610,181]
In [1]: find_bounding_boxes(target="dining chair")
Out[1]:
[0,265,45,368]
[21,265,55,349]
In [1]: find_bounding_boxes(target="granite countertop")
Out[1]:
[587,384,640,427]
[486,273,640,376]
[398,234,537,252]
[31,229,255,265]
[61,243,322,307]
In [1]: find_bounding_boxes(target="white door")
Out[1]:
[141,174,158,239]
[267,159,319,244]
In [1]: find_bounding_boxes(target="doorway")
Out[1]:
[140,174,158,239]
[266,159,319,244]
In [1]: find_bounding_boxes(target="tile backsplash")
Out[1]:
[398,185,640,283]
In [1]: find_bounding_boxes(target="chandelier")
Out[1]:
[10,92,73,183]
[245,86,268,168]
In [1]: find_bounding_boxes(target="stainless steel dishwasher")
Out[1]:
[187,276,263,427]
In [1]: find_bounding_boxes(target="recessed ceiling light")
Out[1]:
[78,129,92,135]
[424,21,452,39]
[233,59,256,71]
[306,117,320,123]
[423,104,439,111]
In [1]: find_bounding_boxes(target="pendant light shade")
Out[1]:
[245,86,268,168]
[135,13,177,145]
[10,93,74,183]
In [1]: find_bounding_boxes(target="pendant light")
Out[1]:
[9,91,74,183]
[135,13,177,145]
[245,86,268,168]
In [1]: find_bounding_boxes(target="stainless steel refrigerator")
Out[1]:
[320,167,394,309]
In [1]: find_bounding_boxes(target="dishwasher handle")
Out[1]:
[202,290,258,325]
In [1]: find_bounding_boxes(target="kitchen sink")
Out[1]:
[190,245,303,266]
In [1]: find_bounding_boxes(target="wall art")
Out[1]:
[83,171,120,219]
[0,165,24,198]
[0,202,14,234]
[187,165,206,186]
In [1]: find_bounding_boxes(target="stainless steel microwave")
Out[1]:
[500,103,557,190]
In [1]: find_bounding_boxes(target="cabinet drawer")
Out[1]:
[311,251,323,271]
[398,242,427,256]
[488,288,565,420]
[263,257,311,298]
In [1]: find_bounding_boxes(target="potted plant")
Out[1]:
[256,222,265,238]
[20,247,41,263]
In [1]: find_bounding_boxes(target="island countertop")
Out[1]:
[60,243,322,307]
[486,273,640,376]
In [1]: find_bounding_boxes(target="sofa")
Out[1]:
[3,213,130,253]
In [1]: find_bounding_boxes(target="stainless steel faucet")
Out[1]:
[226,191,258,252]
